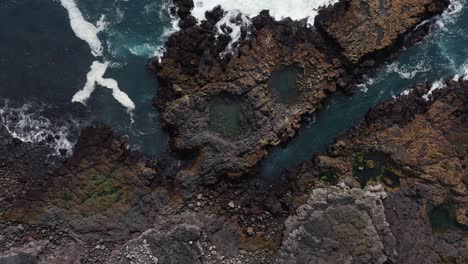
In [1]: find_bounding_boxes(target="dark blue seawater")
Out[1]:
[0,0,173,154]
[0,0,466,172]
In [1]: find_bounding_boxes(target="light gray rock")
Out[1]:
[275,185,397,264]
[108,225,203,264]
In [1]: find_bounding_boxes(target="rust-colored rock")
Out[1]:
[151,1,448,182]
[309,79,468,262]
[153,11,345,183]
[315,0,449,64]
[5,123,170,241]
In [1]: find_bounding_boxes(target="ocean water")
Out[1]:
[0,0,466,171]
[0,0,174,154]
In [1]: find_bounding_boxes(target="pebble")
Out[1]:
[228,201,235,208]
[246,227,255,236]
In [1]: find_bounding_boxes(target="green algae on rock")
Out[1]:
[268,66,300,105]
[209,98,242,138]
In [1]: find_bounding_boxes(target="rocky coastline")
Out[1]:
[287,78,468,263]
[150,0,450,183]
[1,0,467,263]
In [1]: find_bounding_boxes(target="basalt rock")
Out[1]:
[0,121,288,263]
[150,0,448,183]
[276,185,397,264]
[107,213,245,264]
[0,125,52,218]
[315,0,450,65]
[4,123,169,243]
[310,79,468,262]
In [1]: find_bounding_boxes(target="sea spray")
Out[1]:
[188,0,339,51]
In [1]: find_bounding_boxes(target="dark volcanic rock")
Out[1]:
[0,123,158,262]
[0,122,285,263]
[107,213,243,264]
[315,0,450,64]
[5,123,167,241]
[150,0,449,183]
[0,125,52,218]
[307,79,468,262]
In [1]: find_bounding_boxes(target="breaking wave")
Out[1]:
[191,0,339,25]
[189,0,339,51]
[436,0,465,30]
[386,61,431,80]
[0,102,80,155]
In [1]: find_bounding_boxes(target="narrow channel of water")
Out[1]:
[261,4,468,179]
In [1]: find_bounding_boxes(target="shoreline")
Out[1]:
[1,0,467,263]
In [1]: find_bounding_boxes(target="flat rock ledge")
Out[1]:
[275,185,397,264]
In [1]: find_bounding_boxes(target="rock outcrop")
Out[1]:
[309,79,468,262]
[0,0,462,263]
[0,122,287,263]
[276,185,396,264]
[315,0,450,64]
[150,0,449,183]
[0,123,180,263]
[5,123,167,241]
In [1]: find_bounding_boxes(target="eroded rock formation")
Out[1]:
[306,79,468,262]
[315,0,450,64]
[150,0,449,182]
[1,0,464,263]
[276,185,397,264]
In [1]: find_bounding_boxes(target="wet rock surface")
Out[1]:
[150,0,449,182]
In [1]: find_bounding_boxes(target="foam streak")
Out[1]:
[59,0,105,56]
[72,61,135,111]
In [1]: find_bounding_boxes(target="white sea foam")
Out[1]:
[59,0,106,56]
[423,79,445,101]
[436,0,464,30]
[72,61,135,111]
[0,102,75,155]
[400,89,411,96]
[386,61,430,80]
[60,0,136,111]
[191,0,338,25]
[190,0,339,51]
[153,2,181,61]
[356,73,386,93]
[461,62,468,80]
